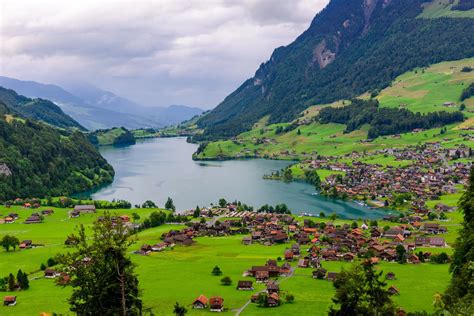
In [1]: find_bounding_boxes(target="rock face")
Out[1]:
[313,40,336,69]
[0,163,12,177]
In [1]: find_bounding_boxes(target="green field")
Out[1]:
[419,0,474,19]
[0,203,462,315]
[196,59,474,161]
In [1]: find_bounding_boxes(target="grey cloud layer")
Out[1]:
[0,0,328,108]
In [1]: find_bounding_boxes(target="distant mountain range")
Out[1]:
[0,76,204,130]
[196,0,474,139]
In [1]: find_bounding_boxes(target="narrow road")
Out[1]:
[234,267,296,316]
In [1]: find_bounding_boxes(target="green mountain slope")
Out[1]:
[0,86,85,130]
[195,58,474,160]
[197,0,474,139]
[0,103,114,201]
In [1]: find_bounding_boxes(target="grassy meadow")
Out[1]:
[0,202,463,315]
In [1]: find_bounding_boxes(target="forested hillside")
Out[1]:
[0,104,114,201]
[88,127,136,146]
[0,87,84,130]
[197,0,474,139]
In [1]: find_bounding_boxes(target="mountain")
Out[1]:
[0,99,114,200]
[0,77,204,130]
[196,0,474,139]
[65,83,204,127]
[0,86,85,130]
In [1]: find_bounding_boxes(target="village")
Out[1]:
[305,143,472,213]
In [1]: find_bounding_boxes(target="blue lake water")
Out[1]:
[82,137,392,219]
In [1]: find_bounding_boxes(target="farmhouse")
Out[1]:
[3,296,16,306]
[74,205,96,213]
[313,268,327,279]
[19,240,32,249]
[267,293,281,307]
[24,213,41,224]
[236,280,254,291]
[192,295,208,309]
[70,210,80,218]
[388,286,400,295]
[209,296,224,312]
[44,269,59,279]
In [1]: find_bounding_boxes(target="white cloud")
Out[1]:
[0,0,328,108]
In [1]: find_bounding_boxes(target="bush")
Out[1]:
[221,276,232,286]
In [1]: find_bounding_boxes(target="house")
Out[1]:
[24,214,41,224]
[151,243,167,252]
[388,286,400,295]
[267,293,281,307]
[4,216,14,224]
[44,269,59,279]
[192,295,208,309]
[284,250,294,261]
[74,205,96,213]
[209,296,224,312]
[255,270,269,282]
[19,240,32,249]
[327,272,339,282]
[242,236,252,245]
[70,210,80,218]
[266,282,280,294]
[298,258,309,268]
[342,253,356,262]
[236,281,253,291]
[3,296,16,306]
[386,272,396,280]
[41,209,54,216]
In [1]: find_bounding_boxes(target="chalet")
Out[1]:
[297,258,309,268]
[4,216,14,224]
[267,293,281,307]
[209,296,224,312]
[342,253,356,262]
[266,282,280,294]
[327,272,339,282]
[74,205,96,213]
[192,295,208,309]
[242,237,252,245]
[41,209,54,216]
[70,210,80,218]
[19,240,32,249]
[408,253,420,264]
[255,270,269,282]
[313,268,327,279]
[44,269,59,279]
[415,237,446,247]
[24,214,41,224]
[386,272,396,280]
[151,243,167,252]
[284,250,294,261]
[236,281,253,291]
[280,262,292,275]
[388,286,400,295]
[384,227,404,238]
[271,232,288,243]
[3,296,16,306]
[291,244,300,255]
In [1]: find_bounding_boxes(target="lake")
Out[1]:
[82,137,392,219]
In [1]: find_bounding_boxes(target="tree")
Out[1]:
[285,293,295,303]
[193,206,201,218]
[173,302,187,316]
[1,235,20,252]
[8,273,15,291]
[329,261,395,315]
[351,221,358,229]
[319,212,326,218]
[17,269,29,290]
[165,197,176,211]
[395,245,407,264]
[40,263,47,270]
[47,257,57,267]
[141,200,156,208]
[330,213,338,221]
[57,212,142,315]
[212,266,222,276]
[370,220,378,227]
[131,213,140,222]
[443,166,474,313]
[218,198,227,208]
[221,276,232,285]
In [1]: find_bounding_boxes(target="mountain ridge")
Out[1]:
[196,0,474,139]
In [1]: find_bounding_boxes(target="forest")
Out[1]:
[0,104,114,201]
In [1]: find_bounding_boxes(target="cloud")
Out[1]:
[0,0,328,108]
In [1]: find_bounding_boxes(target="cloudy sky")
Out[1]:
[0,0,328,109]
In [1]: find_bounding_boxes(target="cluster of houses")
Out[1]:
[136,227,195,255]
[1,209,54,225]
[192,295,225,312]
[308,143,472,211]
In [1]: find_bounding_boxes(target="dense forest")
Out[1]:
[460,82,474,101]
[0,104,114,201]
[196,0,474,139]
[0,87,84,130]
[317,99,465,139]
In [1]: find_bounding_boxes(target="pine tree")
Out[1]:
[8,273,15,291]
